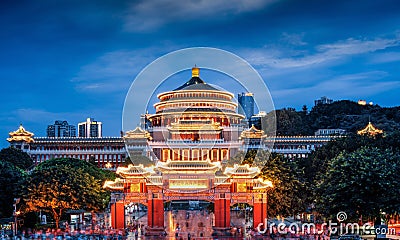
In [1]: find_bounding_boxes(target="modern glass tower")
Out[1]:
[46,120,76,137]
[78,118,102,138]
[237,92,255,120]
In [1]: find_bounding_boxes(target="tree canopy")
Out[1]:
[257,153,310,218]
[316,147,400,222]
[0,160,26,218]
[228,149,310,218]
[0,147,33,170]
[22,158,114,228]
[304,131,400,222]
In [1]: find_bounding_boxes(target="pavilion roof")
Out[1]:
[240,125,264,139]
[224,164,260,178]
[7,124,34,143]
[357,122,383,136]
[116,164,155,178]
[124,127,152,140]
[103,178,124,190]
[156,159,221,173]
[253,177,273,190]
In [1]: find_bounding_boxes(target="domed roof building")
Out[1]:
[105,68,274,234]
[147,67,245,163]
[149,67,243,128]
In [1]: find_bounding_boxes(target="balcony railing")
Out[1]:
[28,149,126,154]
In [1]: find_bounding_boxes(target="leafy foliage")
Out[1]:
[316,147,400,222]
[306,132,400,185]
[275,108,312,136]
[228,150,310,218]
[258,153,308,218]
[0,147,33,170]
[305,131,400,221]
[22,158,114,228]
[0,160,26,218]
[35,157,116,181]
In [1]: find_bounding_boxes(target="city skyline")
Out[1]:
[1,0,400,148]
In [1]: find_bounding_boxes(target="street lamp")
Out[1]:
[105,162,112,169]
[13,198,20,238]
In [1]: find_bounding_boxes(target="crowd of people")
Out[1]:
[1,227,128,240]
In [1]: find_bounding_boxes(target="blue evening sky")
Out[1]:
[1,0,400,148]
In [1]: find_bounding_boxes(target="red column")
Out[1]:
[147,196,164,228]
[214,199,230,228]
[253,195,267,230]
[110,202,125,229]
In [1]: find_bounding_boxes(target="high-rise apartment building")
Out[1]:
[78,118,102,138]
[314,96,333,106]
[47,120,76,137]
[238,92,255,120]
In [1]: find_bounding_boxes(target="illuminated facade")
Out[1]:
[7,124,34,150]
[6,67,343,236]
[146,67,244,163]
[24,137,126,169]
[104,68,273,236]
[7,125,335,165]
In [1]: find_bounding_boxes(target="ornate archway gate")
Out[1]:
[104,162,272,236]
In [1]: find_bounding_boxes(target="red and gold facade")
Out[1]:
[147,67,244,163]
[104,68,273,236]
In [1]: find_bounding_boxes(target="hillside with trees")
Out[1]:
[264,100,400,136]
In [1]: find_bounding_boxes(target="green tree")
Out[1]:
[227,150,309,217]
[0,147,33,170]
[275,108,312,136]
[22,158,112,228]
[258,153,306,218]
[36,157,115,181]
[316,147,400,222]
[0,160,26,218]
[305,133,380,186]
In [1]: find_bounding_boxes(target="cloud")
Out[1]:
[243,36,400,69]
[272,71,399,101]
[123,0,276,32]
[281,32,307,46]
[317,37,399,56]
[71,48,164,93]
[369,51,400,64]
[11,108,83,124]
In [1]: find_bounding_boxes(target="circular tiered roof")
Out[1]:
[153,67,240,115]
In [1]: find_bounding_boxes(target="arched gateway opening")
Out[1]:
[104,67,273,236]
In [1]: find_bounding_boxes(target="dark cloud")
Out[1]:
[1,0,400,148]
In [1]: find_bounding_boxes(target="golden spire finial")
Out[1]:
[192,65,199,77]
